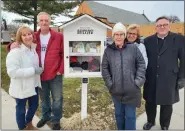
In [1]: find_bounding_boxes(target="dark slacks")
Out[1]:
[145,101,173,128]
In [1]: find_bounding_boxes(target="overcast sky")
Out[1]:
[2,1,184,29]
[96,1,184,22]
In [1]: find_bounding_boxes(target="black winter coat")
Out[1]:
[102,43,146,107]
[143,32,185,105]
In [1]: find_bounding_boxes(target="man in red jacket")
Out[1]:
[9,12,64,130]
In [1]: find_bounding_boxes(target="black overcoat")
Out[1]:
[143,32,185,105]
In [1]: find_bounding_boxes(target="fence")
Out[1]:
[139,23,184,37]
[106,22,184,37]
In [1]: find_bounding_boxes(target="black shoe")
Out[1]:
[161,126,168,130]
[143,122,155,130]
[52,123,61,130]
[37,119,50,128]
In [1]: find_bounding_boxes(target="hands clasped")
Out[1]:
[35,67,44,75]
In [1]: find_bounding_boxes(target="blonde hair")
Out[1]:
[127,24,140,39]
[16,25,34,44]
[37,12,51,23]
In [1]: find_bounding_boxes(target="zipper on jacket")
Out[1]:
[120,49,124,89]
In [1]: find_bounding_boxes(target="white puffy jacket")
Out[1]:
[6,43,41,99]
[134,42,148,68]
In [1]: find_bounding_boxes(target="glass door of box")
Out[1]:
[69,41,101,74]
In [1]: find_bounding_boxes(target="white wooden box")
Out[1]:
[60,14,112,78]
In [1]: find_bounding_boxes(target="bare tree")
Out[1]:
[7,23,21,34]
[168,15,180,23]
[1,17,21,33]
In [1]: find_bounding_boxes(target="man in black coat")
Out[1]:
[143,16,185,130]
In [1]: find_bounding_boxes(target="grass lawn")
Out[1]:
[1,45,145,130]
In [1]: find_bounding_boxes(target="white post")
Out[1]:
[81,78,88,120]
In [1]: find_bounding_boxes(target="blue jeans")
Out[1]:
[39,75,63,124]
[15,87,39,130]
[112,97,136,130]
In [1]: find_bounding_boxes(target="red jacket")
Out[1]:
[6,28,64,81]
[34,28,64,81]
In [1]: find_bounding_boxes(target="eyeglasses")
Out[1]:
[114,33,124,37]
[127,32,137,36]
[156,24,169,28]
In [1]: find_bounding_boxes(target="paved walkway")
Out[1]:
[1,88,184,130]
[1,89,50,130]
[137,88,184,130]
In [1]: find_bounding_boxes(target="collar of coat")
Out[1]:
[108,42,131,50]
[34,28,56,41]
[20,43,37,51]
[155,31,171,39]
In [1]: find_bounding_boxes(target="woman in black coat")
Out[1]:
[102,22,146,130]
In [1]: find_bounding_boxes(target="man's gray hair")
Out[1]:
[37,12,51,23]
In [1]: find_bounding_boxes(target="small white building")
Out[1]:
[60,14,112,78]
[1,31,11,44]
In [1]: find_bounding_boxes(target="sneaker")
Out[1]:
[37,119,50,128]
[52,123,61,130]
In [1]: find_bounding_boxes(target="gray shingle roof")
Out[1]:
[85,1,150,25]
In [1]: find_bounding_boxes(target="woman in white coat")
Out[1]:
[6,25,43,130]
[126,24,148,68]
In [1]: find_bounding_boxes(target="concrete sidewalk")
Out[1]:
[1,88,184,130]
[1,89,50,130]
[137,88,184,130]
